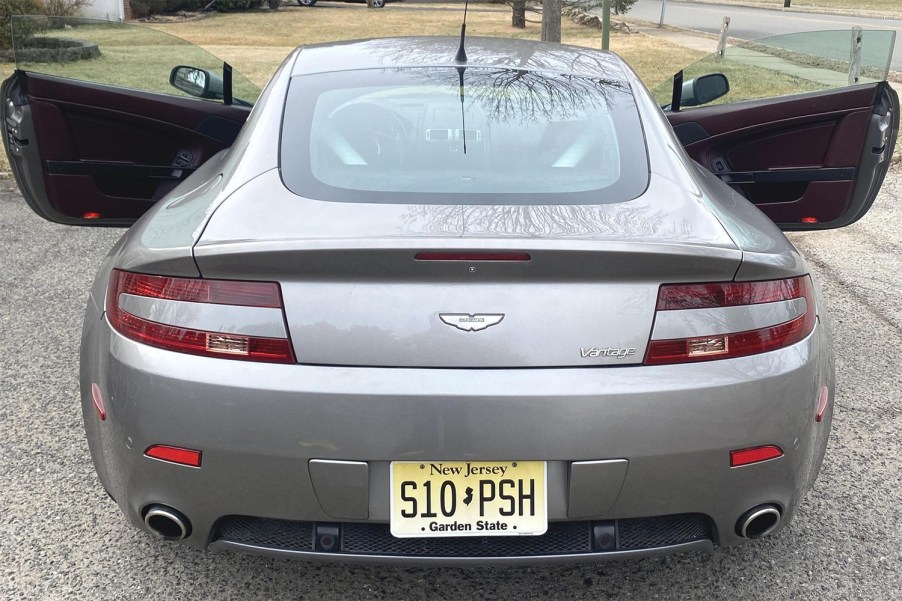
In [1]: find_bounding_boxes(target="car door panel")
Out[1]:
[4,72,251,225]
[667,82,898,230]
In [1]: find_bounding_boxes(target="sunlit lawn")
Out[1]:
[6,5,830,100]
[149,5,705,90]
[1,4,896,172]
[7,4,849,102]
[4,6,708,92]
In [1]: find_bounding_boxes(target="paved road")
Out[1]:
[628,0,902,71]
[2,170,902,599]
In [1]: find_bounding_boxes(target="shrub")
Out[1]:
[129,0,202,18]
[212,0,263,11]
[41,0,92,16]
[560,0,637,15]
[612,0,637,14]
[128,0,265,18]
[0,0,43,50]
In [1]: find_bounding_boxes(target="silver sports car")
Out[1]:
[4,21,898,563]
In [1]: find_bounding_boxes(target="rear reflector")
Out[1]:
[730,445,783,467]
[815,385,830,423]
[415,252,531,261]
[90,382,106,421]
[145,445,202,467]
[645,276,816,365]
[106,270,294,364]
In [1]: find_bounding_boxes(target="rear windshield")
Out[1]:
[280,67,648,205]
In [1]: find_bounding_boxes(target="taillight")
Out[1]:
[106,270,295,363]
[645,276,815,365]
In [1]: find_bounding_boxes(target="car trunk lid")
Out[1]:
[194,171,741,368]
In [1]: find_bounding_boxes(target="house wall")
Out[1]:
[80,0,126,21]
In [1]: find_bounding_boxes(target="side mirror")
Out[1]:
[680,73,730,108]
[169,66,224,100]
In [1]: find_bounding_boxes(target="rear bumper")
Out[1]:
[80,313,833,563]
[210,516,715,565]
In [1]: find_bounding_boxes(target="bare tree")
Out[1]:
[511,0,527,28]
[541,0,561,42]
[403,202,674,239]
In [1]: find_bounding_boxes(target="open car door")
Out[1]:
[657,29,899,231]
[1,17,260,226]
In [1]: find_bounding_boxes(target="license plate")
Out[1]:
[390,461,547,538]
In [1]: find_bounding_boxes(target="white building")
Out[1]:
[81,0,128,21]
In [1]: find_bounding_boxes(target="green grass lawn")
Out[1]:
[147,6,706,89]
[16,22,263,101]
[5,6,841,103]
[0,8,713,119]
[0,5,897,172]
[2,8,710,104]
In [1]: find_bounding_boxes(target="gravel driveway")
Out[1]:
[1,169,900,600]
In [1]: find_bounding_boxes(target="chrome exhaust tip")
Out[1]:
[144,505,191,540]
[736,504,782,539]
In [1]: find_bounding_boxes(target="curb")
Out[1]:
[667,0,901,21]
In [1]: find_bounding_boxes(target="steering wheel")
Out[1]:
[328,103,408,167]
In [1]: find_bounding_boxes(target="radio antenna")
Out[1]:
[457,66,467,154]
[454,0,469,63]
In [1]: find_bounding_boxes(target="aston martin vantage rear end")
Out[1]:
[4,29,897,563]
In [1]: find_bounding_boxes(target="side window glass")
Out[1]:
[11,16,261,104]
[651,29,897,107]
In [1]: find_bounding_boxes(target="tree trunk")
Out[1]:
[511,0,526,28]
[541,0,562,42]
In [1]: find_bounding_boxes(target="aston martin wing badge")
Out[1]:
[439,313,505,332]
